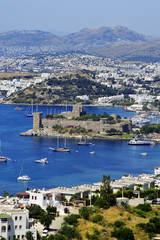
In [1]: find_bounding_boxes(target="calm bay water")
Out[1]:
[0,104,159,195]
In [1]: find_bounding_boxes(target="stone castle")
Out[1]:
[33,105,132,134]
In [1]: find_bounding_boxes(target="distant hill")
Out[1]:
[0,26,160,61]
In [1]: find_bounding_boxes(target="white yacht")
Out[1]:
[35,157,48,164]
[128,139,154,145]
[17,175,31,181]
[17,163,31,181]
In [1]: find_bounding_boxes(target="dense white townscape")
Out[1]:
[1,54,160,109]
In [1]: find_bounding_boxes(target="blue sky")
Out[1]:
[1,0,160,36]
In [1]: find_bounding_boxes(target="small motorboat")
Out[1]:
[35,157,48,164]
[140,152,148,156]
[90,151,95,155]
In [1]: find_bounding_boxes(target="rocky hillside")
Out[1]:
[0,26,160,61]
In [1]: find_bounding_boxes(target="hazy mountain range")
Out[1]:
[1,26,160,62]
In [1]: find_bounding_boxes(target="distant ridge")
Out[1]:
[0,26,160,61]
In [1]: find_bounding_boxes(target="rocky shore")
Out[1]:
[20,128,132,141]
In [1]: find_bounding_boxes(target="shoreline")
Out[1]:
[20,128,132,141]
[20,129,160,143]
[1,101,128,109]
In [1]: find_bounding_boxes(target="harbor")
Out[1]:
[0,104,160,195]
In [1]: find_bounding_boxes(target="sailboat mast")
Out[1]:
[57,137,59,148]
[31,100,33,114]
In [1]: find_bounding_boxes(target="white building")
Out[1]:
[0,204,37,240]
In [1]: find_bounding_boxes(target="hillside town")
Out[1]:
[0,54,160,112]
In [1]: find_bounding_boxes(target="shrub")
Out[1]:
[149,217,160,233]
[111,227,134,240]
[133,209,146,218]
[145,223,155,233]
[58,224,82,240]
[93,197,110,209]
[114,220,125,228]
[124,204,132,213]
[64,208,70,214]
[136,223,146,230]
[54,234,68,240]
[63,214,80,226]
[86,228,100,240]
[79,206,93,220]
[91,214,103,224]
[136,203,152,212]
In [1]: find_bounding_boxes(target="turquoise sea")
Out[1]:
[0,104,159,195]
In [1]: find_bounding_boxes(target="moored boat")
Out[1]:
[49,147,71,152]
[49,137,71,152]
[0,156,7,162]
[15,107,23,111]
[17,163,31,181]
[128,139,154,146]
[90,151,95,155]
[140,152,148,156]
[77,141,90,146]
[17,175,31,181]
[35,157,48,164]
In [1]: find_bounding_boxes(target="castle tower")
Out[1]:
[72,104,83,117]
[33,112,43,130]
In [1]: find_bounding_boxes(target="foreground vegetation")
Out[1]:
[33,175,160,240]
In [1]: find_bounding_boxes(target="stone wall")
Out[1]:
[41,118,131,134]
[33,112,132,134]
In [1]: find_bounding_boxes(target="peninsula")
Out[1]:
[21,104,132,139]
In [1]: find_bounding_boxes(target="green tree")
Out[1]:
[54,234,68,240]
[63,214,80,226]
[100,174,116,206]
[93,197,109,209]
[58,224,82,240]
[25,231,34,240]
[29,205,44,219]
[40,214,53,229]
[3,190,9,197]
[100,174,112,200]
[46,205,57,216]
[79,206,93,220]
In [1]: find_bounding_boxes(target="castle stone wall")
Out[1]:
[42,118,131,134]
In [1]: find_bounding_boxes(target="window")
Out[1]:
[1,226,6,232]
[44,196,46,200]
[19,216,22,220]
[15,225,17,229]
[22,235,24,239]
[2,218,7,223]
[35,196,37,200]
[8,225,11,231]
[15,216,18,221]
[19,225,22,230]
[32,196,34,200]
[13,235,16,239]
[17,235,20,239]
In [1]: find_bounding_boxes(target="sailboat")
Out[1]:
[25,100,34,117]
[77,136,91,146]
[0,140,10,162]
[17,163,31,181]
[49,137,71,152]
